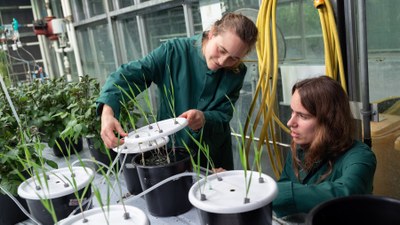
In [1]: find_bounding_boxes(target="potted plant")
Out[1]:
[57,205,150,225]
[108,78,194,216]
[56,149,150,225]
[60,75,119,172]
[0,83,57,225]
[126,117,193,217]
[9,78,83,157]
[187,102,279,225]
[0,109,31,225]
[18,165,94,225]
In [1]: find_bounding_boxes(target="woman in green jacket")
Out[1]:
[273,76,377,218]
[96,13,258,170]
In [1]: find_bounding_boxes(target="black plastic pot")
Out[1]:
[189,170,278,225]
[87,137,118,173]
[199,204,272,225]
[0,193,29,225]
[25,186,92,225]
[52,137,83,157]
[306,195,400,225]
[120,153,143,195]
[18,167,94,225]
[133,147,193,217]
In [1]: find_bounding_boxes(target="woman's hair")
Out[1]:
[211,12,258,53]
[291,76,355,182]
[202,12,258,73]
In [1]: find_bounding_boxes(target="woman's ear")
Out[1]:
[208,27,215,39]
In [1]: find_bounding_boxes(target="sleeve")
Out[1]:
[273,147,377,218]
[203,66,246,127]
[96,43,169,118]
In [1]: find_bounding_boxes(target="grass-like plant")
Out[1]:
[227,94,265,203]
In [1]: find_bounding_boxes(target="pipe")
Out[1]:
[357,0,372,147]
[344,0,359,101]
[44,0,52,17]
[0,75,21,126]
[30,0,55,79]
[43,0,64,79]
[123,172,203,205]
[183,2,195,37]
[61,0,85,78]
[0,186,42,225]
[52,40,65,79]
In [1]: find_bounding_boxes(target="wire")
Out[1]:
[243,0,348,179]
[243,0,285,179]
[0,185,43,225]
[315,0,347,92]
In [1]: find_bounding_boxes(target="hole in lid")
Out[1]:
[230,189,235,192]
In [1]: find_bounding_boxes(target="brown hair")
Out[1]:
[202,12,258,72]
[291,76,354,182]
[211,12,258,53]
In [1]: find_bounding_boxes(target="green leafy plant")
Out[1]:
[60,75,101,149]
[0,88,57,196]
[0,52,10,87]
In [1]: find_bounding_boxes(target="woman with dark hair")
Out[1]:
[97,12,258,170]
[273,76,376,218]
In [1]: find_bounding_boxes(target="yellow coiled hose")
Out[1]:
[315,0,347,91]
[243,0,346,179]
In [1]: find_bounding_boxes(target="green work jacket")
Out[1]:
[273,140,377,217]
[96,34,247,169]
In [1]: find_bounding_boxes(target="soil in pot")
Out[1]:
[53,137,83,157]
[133,147,193,217]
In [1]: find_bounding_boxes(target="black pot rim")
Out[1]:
[306,194,400,224]
[132,147,192,169]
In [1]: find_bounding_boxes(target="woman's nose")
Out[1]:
[287,115,296,128]
[218,55,229,66]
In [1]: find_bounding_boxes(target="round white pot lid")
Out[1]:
[57,205,149,225]
[123,117,188,144]
[112,136,169,154]
[188,170,278,214]
[18,166,94,200]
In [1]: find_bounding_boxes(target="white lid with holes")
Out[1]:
[57,205,149,225]
[123,118,188,144]
[18,166,94,200]
[188,170,278,214]
[112,136,169,154]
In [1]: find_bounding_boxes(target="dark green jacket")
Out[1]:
[273,140,377,217]
[96,34,247,169]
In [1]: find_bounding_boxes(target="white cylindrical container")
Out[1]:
[189,170,278,225]
[18,167,94,225]
[50,18,66,34]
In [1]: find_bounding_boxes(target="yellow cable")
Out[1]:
[325,0,347,91]
[315,0,347,92]
[245,0,283,178]
[243,0,348,179]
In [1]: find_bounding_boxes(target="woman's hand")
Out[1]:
[100,104,128,148]
[179,109,205,131]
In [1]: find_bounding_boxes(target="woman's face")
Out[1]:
[203,29,249,71]
[287,90,317,146]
